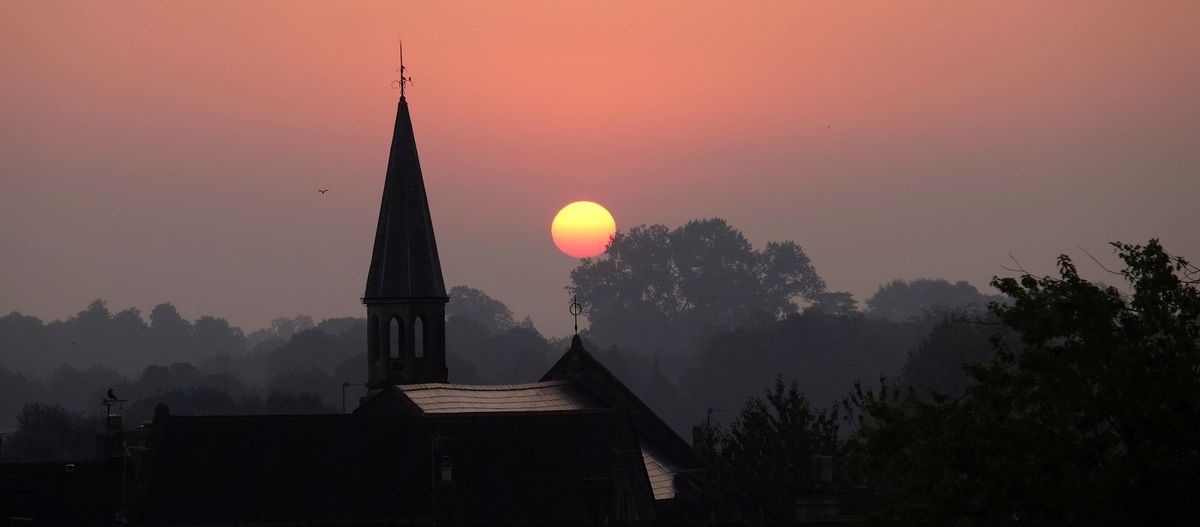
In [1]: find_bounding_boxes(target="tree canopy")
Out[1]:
[5,403,97,462]
[866,278,1000,322]
[696,377,840,518]
[570,218,826,355]
[846,240,1200,525]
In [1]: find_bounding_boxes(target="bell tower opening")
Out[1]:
[414,317,425,358]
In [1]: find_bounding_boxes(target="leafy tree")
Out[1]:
[898,312,1017,398]
[571,218,825,356]
[316,317,365,337]
[193,315,246,356]
[0,367,45,430]
[846,240,1200,525]
[683,310,926,422]
[697,377,839,518]
[269,328,347,375]
[447,316,555,384]
[0,311,50,374]
[149,303,195,363]
[269,314,315,342]
[808,291,860,316]
[866,279,1000,322]
[6,403,97,462]
[448,285,516,334]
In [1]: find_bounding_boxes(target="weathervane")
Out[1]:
[391,38,413,98]
[569,294,584,336]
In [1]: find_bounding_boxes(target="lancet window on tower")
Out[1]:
[414,317,425,358]
[389,317,403,360]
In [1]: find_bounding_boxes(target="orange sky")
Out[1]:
[3,1,1199,334]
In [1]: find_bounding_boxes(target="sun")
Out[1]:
[551,201,617,258]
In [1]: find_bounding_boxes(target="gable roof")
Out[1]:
[542,336,707,485]
[394,380,603,415]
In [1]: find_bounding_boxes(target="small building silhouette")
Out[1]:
[130,94,707,525]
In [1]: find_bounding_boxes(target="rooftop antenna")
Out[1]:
[391,38,413,98]
[569,294,584,336]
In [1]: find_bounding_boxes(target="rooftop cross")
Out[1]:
[569,295,583,336]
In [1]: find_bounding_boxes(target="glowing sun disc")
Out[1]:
[551,201,616,258]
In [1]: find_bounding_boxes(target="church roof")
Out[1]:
[394,380,603,415]
[363,96,447,301]
[642,444,683,501]
[542,336,708,500]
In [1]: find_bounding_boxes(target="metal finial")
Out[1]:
[391,38,413,97]
[569,295,584,336]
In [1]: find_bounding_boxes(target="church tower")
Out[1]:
[363,94,449,390]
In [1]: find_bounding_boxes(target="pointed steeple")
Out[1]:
[363,96,447,301]
[362,93,449,390]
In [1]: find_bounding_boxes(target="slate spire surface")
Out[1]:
[363,96,448,301]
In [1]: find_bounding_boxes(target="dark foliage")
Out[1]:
[6,403,98,462]
[683,310,931,428]
[846,240,1200,525]
[866,278,1003,322]
[447,285,516,335]
[696,377,839,518]
[571,218,826,358]
[899,312,1019,398]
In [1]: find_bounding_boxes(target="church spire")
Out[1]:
[363,76,449,389]
[363,96,447,300]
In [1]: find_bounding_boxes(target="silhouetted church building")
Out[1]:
[131,94,706,525]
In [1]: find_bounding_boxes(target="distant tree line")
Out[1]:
[0,217,1005,475]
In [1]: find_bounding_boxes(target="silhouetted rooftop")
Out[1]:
[394,380,603,414]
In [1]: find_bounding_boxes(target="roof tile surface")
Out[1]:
[396,380,601,414]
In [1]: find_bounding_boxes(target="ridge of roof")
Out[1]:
[541,336,706,471]
[394,379,574,392]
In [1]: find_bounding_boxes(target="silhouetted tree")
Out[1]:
[572,218,826,358]
[865,278,1000,322]
[684,310,927,422]
[697,377,839,518]
[898,312,1017,398]
[6,403,97,462]
[0,311,50,374]
[446,292,556,384]
[448,285,516,334]
[0,367,45,430]
[808,291,860,316]
[846,240,1200,525]
[269,315,315,342]
[149,303,194,363]
[269,328,348,376]
[193,316,245,357]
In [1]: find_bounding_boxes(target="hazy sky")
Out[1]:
[3,1,1198,336]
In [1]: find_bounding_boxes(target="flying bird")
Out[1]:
[317,189,329,194]
[106,389,119,401]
